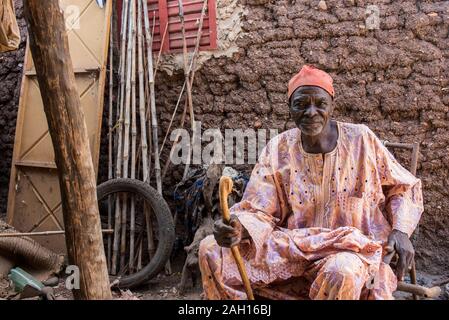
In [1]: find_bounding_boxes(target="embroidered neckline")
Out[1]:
[297,120,341,157]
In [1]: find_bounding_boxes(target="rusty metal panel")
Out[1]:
[6,0,112,254]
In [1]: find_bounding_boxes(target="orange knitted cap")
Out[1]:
[288,65,335,99]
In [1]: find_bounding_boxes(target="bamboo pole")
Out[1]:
[129,0,140,274]
[112,0,130,276]
[153,22,168,79]
[142,0,162,195]
[138,0,155,268]
[178,0,195,180]
[122,0,134,184]
[115,0,129,178]
[144,202,156,260]
[138,19,167,180]
[159,81,186,155]
[178,0,195,128]
[137,242,143,270]
[146,57,152,178]
[120,0,136,271]
[117,229,145,276]
[142,44,152,179]
[137,0,149,184]
[162,100,188,179]
[107,18,114,272]
[142,0,162,272]
[111,199,122,275]
[142,60,152,179]
[151,11,156,43]
[161,0,208,157]
[161,0,208,179]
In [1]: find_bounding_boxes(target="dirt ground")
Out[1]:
[51,268,203,301]
[34,267,449,300]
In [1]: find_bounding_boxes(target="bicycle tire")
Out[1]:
[97,178,175,288]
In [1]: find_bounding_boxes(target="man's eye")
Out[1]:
[317,102,327,109]
[294,103,307,110]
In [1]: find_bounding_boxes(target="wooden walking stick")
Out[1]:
[219,176,255,300]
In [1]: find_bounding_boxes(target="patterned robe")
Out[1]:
[199,122,423,300]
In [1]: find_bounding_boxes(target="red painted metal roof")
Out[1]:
[117,0,217,53]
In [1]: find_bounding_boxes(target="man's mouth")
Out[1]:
[300,121,322,127]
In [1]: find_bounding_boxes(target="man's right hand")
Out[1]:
[213,214,248,248]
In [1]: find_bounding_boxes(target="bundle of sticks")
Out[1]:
[105,0,209,277]
[107,0,163,276]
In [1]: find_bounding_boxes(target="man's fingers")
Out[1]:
[385,239,395,253]
[229,214,239,224]
[406,251,414,271]
[221,237,239,248]
[230,238,241,247]
[215,220,235,232]
[396,250,407,281]
[229,216,243,231]
[220,223,236,233]
[218,241,231,248]
[214,229,239,241]
[214,226,241,248]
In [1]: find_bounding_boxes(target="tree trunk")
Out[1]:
[23,0,112,299]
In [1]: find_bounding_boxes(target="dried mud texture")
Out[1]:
[0,0,26,217]
[154,0,449,274]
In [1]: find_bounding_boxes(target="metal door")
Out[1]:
[7,0,112,253]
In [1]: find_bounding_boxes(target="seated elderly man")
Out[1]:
[198,65,424,300]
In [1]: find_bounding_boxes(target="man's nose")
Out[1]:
[304,104,318,118]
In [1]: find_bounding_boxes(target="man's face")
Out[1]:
[289,86,334,136]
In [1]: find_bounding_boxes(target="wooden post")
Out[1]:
[23,0,112,299]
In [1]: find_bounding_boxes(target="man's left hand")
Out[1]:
[386,229,415,281]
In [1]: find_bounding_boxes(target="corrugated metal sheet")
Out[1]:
[118,0,217,53]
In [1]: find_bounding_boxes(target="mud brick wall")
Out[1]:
[1,0,448,274]
[0,0,26,217]
[154,0,449,274]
